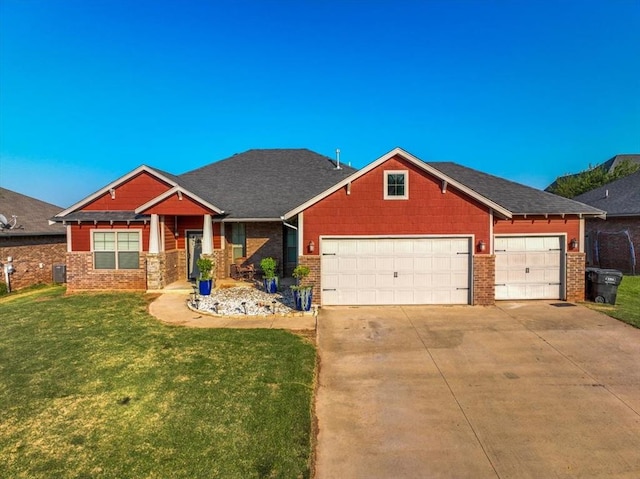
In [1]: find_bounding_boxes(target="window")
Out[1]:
[286,227,297,263]
[384,171,408,199]
[231,223,246,261]
[93,231,140,269]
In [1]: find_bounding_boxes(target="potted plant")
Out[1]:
[291,264,313,311]
[196,256,214,295]
[260,257,278,293]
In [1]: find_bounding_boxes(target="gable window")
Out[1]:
[93,231,140,269]
[231,223,246,261]
[384,170,408,199]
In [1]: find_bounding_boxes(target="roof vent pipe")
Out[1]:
[605,189,609,198]
[335,148,341,170]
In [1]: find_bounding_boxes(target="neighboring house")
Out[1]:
[545,154,640,192]
[574,170,640,275]
[53,147,604,305]
[0,187,67,290]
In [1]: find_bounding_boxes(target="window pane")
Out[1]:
[95,251,116,269]
[118,232,140,251]
[118,252,139,269]
[94,232,115,251]
[231,223,246,258]
[387,173,405,196]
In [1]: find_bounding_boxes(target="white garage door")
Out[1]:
[321,237,471,305]
[495,236,563,300]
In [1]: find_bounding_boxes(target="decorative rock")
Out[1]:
[190,285,297,316]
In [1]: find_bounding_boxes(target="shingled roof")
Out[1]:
[0,187,66,236]
[573,169,640,217]
[178,149,357,219]
[428,162,605,216]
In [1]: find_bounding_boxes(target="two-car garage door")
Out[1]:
[321,237,471,305]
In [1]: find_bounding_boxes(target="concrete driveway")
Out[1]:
[314,303,640,479]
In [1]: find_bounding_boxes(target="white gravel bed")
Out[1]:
[190,285,297,316]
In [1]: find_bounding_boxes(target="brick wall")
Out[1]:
[227,222,283,277]
[473,254,495,305]
[298,255,321,305]
[566,252,586,302]
[66,251,147,291]
[586,217,639,275]
[0,236,67,290]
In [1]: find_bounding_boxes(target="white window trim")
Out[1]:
[384,170,409,200]
[91,229,142,270]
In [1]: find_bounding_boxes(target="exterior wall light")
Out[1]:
[570,238,578,250]
[477,240,486,253]
[308,240,315,253]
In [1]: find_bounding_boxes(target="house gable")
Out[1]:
[56,166,178,216]
[303,153,492,248]
[285,147,512,220]
[136,187,224,216]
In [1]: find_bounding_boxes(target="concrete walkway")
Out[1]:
[314,302,640,478]
[148,292,317,330]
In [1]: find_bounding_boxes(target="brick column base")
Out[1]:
[473,254,495,306]
[566,252,586,302]
[298,255,321,305]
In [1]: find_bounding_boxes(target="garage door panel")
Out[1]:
[321,238,471,305]
[495,236,563,301]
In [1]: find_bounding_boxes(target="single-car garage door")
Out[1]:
[321,237,471,305]
[495,236,564,300]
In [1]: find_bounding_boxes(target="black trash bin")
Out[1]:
[585,267,623,304]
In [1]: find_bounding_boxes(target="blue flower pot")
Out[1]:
[293,288,313,311]
[263,277,278,294]
[198,279,212,295]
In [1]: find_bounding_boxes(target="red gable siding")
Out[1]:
[83,171,172,211]
[303,155,491,252]
[141,193,215,215]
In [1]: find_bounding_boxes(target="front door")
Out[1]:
[187,231,203,280]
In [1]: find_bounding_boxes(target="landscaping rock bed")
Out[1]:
[190,285,298,316]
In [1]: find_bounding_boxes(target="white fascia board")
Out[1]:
[220,217,282,222]
[284,147,514,219]
[56,165,179,217]
[135,186,224,214]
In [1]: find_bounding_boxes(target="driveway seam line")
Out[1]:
[495,303,640,418]
[401,306,502,479]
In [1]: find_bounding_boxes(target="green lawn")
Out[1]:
[0,286,316,478]
[585,275,640,328]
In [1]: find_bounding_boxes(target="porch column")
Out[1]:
[149,214,160,254]
[202,214,213,255]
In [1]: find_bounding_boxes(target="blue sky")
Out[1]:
[1,0,638,208]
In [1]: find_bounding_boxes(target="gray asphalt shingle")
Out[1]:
[573,170,640,216]
[0,187,67,236]
[428,162,605,216]
[177,149,357,218]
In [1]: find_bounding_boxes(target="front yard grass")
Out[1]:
[0,286,316,478]
[585,275,640,328]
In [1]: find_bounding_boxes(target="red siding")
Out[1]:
[142,193,218,215]
[164,216,177,251]
[71,223,150,251]
[83,172,172,210]
[494,217,581,251]
[175,217,221,249]
[303,155,491,252]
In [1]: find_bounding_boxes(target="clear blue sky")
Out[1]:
[1,0,638,208]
